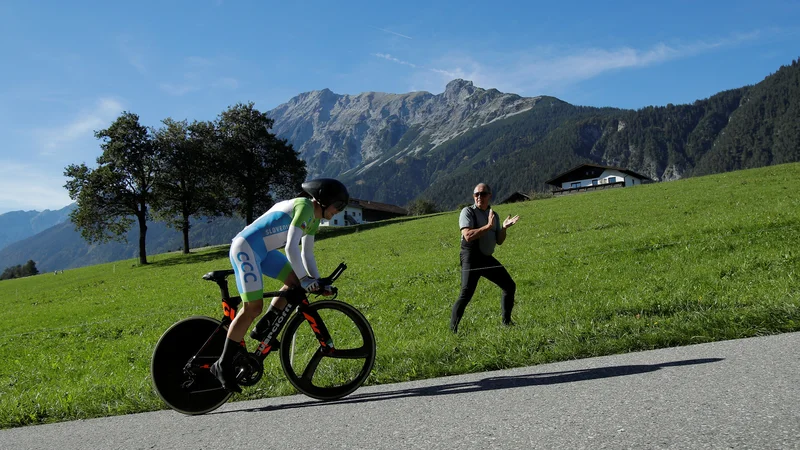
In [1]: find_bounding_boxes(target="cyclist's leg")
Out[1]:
[480,256,516,324]
[228,236,267,341]
[250,251,295,340]
[213,236,267,392]
[262,249,296,309]
[451,250,482,332]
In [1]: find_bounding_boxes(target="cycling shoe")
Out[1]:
[210,360,242,393]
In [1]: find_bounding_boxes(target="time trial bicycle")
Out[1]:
[150,262,376,415]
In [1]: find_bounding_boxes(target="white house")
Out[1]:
[320,198,408,227]
[545,163,651,195]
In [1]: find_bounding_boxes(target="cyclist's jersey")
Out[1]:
[230,198,321,302]
[239,198,321,251]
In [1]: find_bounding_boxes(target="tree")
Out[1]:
[266,136,308,202]
[64,112,159,265]
[216,102,307,224]
[407,198,439,215]
[0,260,38,280]
[23,260,39,276]
[152,119,230,253]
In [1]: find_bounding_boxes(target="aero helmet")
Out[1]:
[301,178,350,210]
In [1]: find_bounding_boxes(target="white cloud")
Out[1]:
[2,98,122,212]
[212,77,239,89]
[159,57,239,95]
[0,162,72,213]
[379,31,765,96]
[159,82,199,96]
[374,53,418,68]
[118,35,148,75]
[185,56,214,68]
[36,98,124,154]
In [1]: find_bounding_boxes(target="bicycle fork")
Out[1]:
[253,297,336,356]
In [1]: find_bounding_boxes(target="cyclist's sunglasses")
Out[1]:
[331,200,347,211]
[473,191,491,197]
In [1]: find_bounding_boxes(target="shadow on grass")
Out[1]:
[220,357,723,414]
[148,247,231,268]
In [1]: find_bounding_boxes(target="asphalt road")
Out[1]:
[2,332,799,450]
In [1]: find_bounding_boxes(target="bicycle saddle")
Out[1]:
[202,269,235,282]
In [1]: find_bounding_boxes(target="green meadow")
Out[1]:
[1,163,799,428]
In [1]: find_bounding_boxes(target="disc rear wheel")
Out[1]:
[151,316,232,415]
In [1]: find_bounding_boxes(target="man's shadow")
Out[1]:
[219,357,723,414]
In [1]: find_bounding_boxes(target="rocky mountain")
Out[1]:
[268,79,542,179]
[268,58,800,209]
[267,78,618,206]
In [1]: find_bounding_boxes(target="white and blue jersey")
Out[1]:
[230,198,321,302]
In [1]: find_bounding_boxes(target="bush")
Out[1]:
[0,260,39,280]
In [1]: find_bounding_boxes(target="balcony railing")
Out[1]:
[552,181,625,196]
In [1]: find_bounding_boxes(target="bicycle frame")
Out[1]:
[189,263,347,372]
[152,260,375,411]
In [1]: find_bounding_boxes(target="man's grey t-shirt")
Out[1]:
[459,204,500,256]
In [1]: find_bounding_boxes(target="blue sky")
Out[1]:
[1,0,798,214]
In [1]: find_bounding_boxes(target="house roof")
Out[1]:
[545,163,651,186]
[499,192,530,204]
[349,198,408,215]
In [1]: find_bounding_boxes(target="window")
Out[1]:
[571,182,581,188]
[334,219,338,225]
[608,176,617,183]
[592,179,598,185]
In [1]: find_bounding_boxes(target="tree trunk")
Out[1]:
[138,211,148,265]
[245,198,254,225]
[182,214,190,254]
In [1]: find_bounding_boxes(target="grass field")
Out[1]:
[1,163,799,428]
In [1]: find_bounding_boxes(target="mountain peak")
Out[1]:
[445,78,474,91]
[443,79,477,102]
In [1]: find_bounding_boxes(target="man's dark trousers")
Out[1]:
[450,249,516,332]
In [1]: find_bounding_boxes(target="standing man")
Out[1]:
[451,183,521,333]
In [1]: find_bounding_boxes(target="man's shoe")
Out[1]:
[502,319,516,327]
[210,360,242,393]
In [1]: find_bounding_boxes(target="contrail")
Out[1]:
[371,26,413,40]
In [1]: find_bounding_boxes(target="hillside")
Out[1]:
[0,204,74,252]
[0,215,245,273]
[1,162,798,428]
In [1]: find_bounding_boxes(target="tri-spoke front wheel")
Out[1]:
[279,300,376,401]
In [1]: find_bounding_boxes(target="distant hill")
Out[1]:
[0,204,75,252]
[0,216,245,273]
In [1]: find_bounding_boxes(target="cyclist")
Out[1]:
[211,178,350,392]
